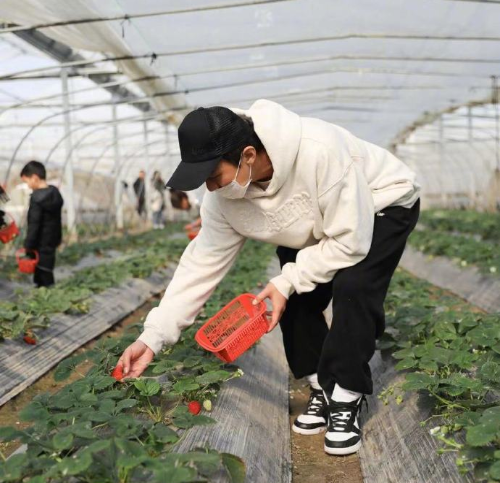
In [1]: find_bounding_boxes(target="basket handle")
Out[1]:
[16,248,39,263]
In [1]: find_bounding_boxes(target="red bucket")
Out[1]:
[0,214,19,244]
[195,293,269,363]
[16,249,39,274]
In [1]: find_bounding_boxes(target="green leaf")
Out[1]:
[490,461,500,480]
[52,432,74,450]
[114,438,149,470]
[56,452,93,476]
[151,424,179,444]
[466,424,498,447]
[151,466,197,483]
[402,373,437,392]
[87,411,112,423]
[221,453,246,483]
[195,370,233,385]
[392,347,415,360]
[417,358,438,372]
[152,359,179,374]
[98,399,115,413]
[173,378,200,393]
[0,453,28,480]
[182,356,205,368]
[116,399,138,412]
[54,353,88,381]
[480,361,500,383]
[83,440,111,454]
[395,358,417,370]
[134,379,161,396]
[0,426,23,442]
[91,375,116,391]
[99,389,126,400]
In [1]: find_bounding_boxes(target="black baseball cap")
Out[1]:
[166,106,253,191]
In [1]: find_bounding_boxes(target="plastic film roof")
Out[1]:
[1,0,500,207]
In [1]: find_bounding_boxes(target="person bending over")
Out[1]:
[117,100,420,456]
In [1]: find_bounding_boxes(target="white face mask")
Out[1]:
[216,154,252,200]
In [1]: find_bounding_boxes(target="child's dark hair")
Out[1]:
[223,117,265,165]
[20,160,46,179]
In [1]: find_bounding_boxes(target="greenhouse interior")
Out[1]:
[0,1,499,482]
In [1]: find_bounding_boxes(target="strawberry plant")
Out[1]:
[0,237,188,342]
[419,209,500,242]
[0,239,275,482]
[380,268,500,481]
[408,229,500,276]
[0,223,185,280]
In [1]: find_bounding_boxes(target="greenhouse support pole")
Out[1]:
[490,75,500,211]
[438,114,448,206]
[60,68,77,240]
[467,106,477,208]
[143,117,152,222]
[112,102,124,229]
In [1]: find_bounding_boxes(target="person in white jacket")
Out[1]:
[150,171,165,229]
[118,99,420,456]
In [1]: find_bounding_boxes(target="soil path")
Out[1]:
[289,375,363,483]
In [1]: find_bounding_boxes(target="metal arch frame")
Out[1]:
[1,74,158,115]
[54,125,166,188]
[4,53,500,115]
[3,100,172,185]
[42,110,167,168]
[13,123,165,233]
[73,127,166,215]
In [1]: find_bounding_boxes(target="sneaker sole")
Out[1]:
[292,424,327,435]
[324,440,361,456]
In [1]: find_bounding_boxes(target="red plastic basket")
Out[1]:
[187,230,198,240]
[195,293,269,363]
[16,249,39,274]
[0,214,19,244]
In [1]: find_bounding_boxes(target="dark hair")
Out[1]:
[20,160,46,179]
[169,189,191,210]
[222,117,265,165]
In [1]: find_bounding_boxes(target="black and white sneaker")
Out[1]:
[292,387,328,435]
[324,394,367,455]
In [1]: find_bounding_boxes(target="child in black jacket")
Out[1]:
[20,161,64,287]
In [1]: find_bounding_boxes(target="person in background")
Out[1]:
[150,171,166,229]
[168,188,191,211]
[20,160,64,288]
[133,170,146,218]
[0,185,8,229]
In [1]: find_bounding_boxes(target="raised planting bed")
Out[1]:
[0,240,277,482]
[418,209,500,242]
[400,246,500,314]
[407,229,499,277]
[361,267,500,482]
[0,236,188,344]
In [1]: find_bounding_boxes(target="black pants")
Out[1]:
[277,199,420,396]
[34,249,56,288]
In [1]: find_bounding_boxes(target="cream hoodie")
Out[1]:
[138,100,420,354]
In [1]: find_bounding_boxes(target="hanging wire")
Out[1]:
[5,31,500,82]
[0,0,294,35]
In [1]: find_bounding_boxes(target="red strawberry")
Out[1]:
[23,335,37,345]
[111,365,124,381]
[188,401,201,415]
